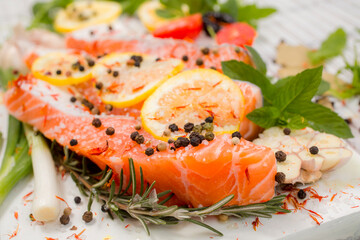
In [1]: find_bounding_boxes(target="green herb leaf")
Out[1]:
[0,68,16,90]
[237,4,276,27]
[293,102,353,138]
[245,46,267,75]
[316,79,330,95]
[221,60,274,105]
[246,107,280,129]
[273,67,323,112]
[308,28,347,65]
[218,0,239,20]
[155,9,178,19]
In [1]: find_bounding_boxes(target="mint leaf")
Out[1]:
[221,60,274,105]
[273,67,323,112]
[282,112,308,129]
[237,4,276,26]
[246,107,280,129]
[245,46,267,75]
[219,0,238,20]
[293,102,353,138]
[0,68,17,90]
[316,79,330,95]
[308,28,347,65]
[155,9,178,19]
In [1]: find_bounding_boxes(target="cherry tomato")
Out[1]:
[152,14,203,40]
[216,22,257,48]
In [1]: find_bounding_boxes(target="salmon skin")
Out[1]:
[4,76,276,207]
[66,34,252,71]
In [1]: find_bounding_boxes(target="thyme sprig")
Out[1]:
[54,143,289,236]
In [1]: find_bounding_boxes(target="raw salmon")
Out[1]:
[4,76,276,207]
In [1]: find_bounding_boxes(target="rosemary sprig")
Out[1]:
[52,142,290,236]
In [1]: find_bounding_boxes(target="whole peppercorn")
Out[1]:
[134,125,141,131]
[95,82,103,90]
[156,142,167,151]
[210,66,217,70]
[130,131,139,141]
[112,71,119,77]
[63,207,72,216]
[145,147,155,156]
[275,172,286,183]
[155,58,161,62]
[217,214,229,222]
[167,138,175,144]
[56,69,62,75]
[234,47,241,53]
[91,107,100,115]
[92,118,102,128]
[184,123,194,133]
[82,211,93,223]
[107,68,112,74]
[192,125,202,133]
[195,58,204,66]
[79,65,85,72]
[134,61,141,67]
[106,127,115,135]
[105,104,113,112]
[201,47,210,55]
[60,214,70,225]
[297,189,307,199]
[174,139,182,148]
[101,204,109,212]
[202,122,213,132]
[345,118,352,124]
[231,131,242,139]
[205,116,213,123]
[74,196,81,204]
[81,99,94,110]
[70,96,77,103]
[309,146,319,155]
[231,137,240,145]
[168,123,179,132]
[205,132,215,141]
[163,129,171,137]
[275,151,287,162]
[190,135,201,147]
[179,137,190,147]
[182,55,189,62]
[87,59,95,67]
[135,135,145,144]
[70,139,78,146]
[283,128,291,135]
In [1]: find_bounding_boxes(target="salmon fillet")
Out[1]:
[4,76,275,207]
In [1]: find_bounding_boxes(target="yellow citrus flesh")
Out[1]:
[141,69,245,141]
[54,1,122,33]
[92,52,184,108]
[137,1,176,32]
[31,52,93,86]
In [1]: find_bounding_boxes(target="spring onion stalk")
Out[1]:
[0,117,32,205]
[24,124,60,221]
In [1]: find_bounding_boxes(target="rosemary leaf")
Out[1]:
[184,219,223,236]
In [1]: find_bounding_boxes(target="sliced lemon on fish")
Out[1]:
[31,52,94,86]
[137,1,176,32]
[54,1,122,33]
[92,52,184,108]
[141,69,245,141]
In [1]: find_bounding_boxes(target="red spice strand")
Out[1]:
[8,224,19,239]
[251,217,262,231]
[125,224,130,229]
[245,168,250,182]
[351,206,359,208]
[56,195,70,208]
[212,80,222,88]
[330,193,338,202]
[45,238,59,240]
[14,212,18,220]
[88,140,109,155]
[309,214,321,225]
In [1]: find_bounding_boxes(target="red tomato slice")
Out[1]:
[216,22,257,48]
[152,14,203,40]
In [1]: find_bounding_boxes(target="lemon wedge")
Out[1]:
[141,69,245,141]
[54,1,122,33]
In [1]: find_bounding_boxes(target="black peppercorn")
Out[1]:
[112,71,119,77]
[107,68,112,74]
[201,47,210,55]
[275,151,287,162]
[70,139,78,146]
[79,65,85,72]
[74,196,81,204]
[345,118,352,124]
[182,55,189,62]
[168,138,174,144]
[297,189,307,199]
[205,116,213,123]
[309,146,319,155]
[134,61,141,67]
[155,57,161,62]
[101,204,109,212]
[190,135,201,147]
[195,58,204,66]
[174,139,182,148]
[87,59,95,67]
[283,128,291,135]
[60,214,70,225]
[130,131,139,141]
[70,96,77,103]
[135,135,145,144]
[106,127,115,135]
[92,118,102,128]
[178,137,190,147]
[105,104,113,112]
[91,107,100,115]
[56,69,62,75]
[95,82,103,90]
[168,123,179,132]
[231,131,241,139]
[184,123,194,133]
[145,147,155,156]
[275,172,286,183]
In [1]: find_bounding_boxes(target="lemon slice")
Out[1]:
[141,69,245,141]
[54,1,122,33]
[92,52,184,108]
[32,52,94,86]
[137,1,176,32]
